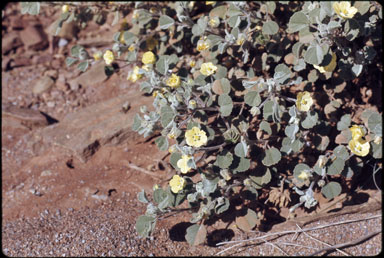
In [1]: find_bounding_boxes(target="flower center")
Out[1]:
[193,135,201,141]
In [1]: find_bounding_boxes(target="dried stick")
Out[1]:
[308,230,382,256]
[295,223,350,256]
[214,214,381,255]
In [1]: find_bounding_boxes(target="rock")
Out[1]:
[9,56,32,68]
[43,69,58,80]
[33,76,55,95]
[2,103,50,129]
[68,61,108,88]
[2,31,23,54]
[36,91,153,162]
[20,25,48,50]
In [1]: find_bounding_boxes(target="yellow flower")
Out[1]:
[152,90,159,97]
[333,1,358,19]
[236,37,245,46]
[349,138,370,157]
[128,45,135,52]
[168,145,177,153]
[298,170,310,180]
[146,37,158,51]
[374,136,382,145]
[209,17,220,28]
[188,99,197,109]
[133,10,139,19]
[349,125,365,140]
[103,50,115,65]
[200,62,217,76]
[127,66,143,82]
[166,74,181,88]
[62,5,69,13]
[185,126,208,147]
[93,51,102,61]
[296,91,313,112]
[142,64,151,71]
[189,60,196,68]
[206,1,216,5]
[169,175,186,194]
[197,38,210,52]
[177,155,193,174]
[153,184,159,190]
[142,51,156,64]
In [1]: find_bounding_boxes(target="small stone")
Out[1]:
[47,101,56,108]
[20,25,48,50]
[44,69,58,80]
[33,76,55,95]
[2,31,23,54]
[40,170,52,176]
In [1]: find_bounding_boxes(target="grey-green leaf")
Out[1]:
[155,136,169,151]
[185,224,207,246]
[136,215,156,238]
[262,147,281,166]
[218,94,233,117]
[288,12,309,32]
[337,114,351,131]
[321,182,342,200]
[262,21,279,35]
[159,15,175,30]
[244,91,261,107]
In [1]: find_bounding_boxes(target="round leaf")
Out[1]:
[185,224,207,246]
[262,147,281,166]
[321,182,342,200]
[159,15,175,30]
[288,11,309,32]
[244,91,261,107]
[218,94,233,117]
[262,21,279,35]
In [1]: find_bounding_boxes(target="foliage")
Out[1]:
[24,1,382,245]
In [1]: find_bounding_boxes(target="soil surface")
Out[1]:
[2,2,382,256]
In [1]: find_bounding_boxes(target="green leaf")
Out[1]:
[337,114,351,131]
[244,91,261,107]
[155,56,169,75]
[262,147,281,166]
[232,157,251,173]
[137,189,149,203]
[70,45,83,58]
[210,5,227,19]
[65,57,77,67]
[301,111,318,129]
[321,182,342,200]
[215,198,230,214]
[212,78,231,95]
[218,94,233,117]
[21,2,40,15]
[371,141,382,159]
[263,101,274,122]
[159,15,175,30]
[274,63,291,84]
[155,136,169,151]
[202,175,219,195]
[153,188,168,204]
[288,11,309,32]
[228,15,240,28]
[292,42,304,58]
[216,150,233,169]
[368,112,382,136]
[235,208,258,232]
[327,157,345,175]
[123,31,137,46]
[214,65,227,80]
[344,19,360,41]
[260,121,272,135]
[132,114,142,131]
[185,224,207,246]
[262,21,279,35]
[250,167,272,188]
[234,141,248,158]
[160,105,175,127]
[354,1,371,15]
[136,215,156,238]
[304,44,325,65]
[334,145,349,160]
[77,61,89,72]
[293,163,311,181]
[285,124,299,139]
[170,152,182,169]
